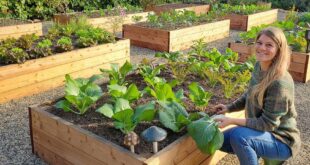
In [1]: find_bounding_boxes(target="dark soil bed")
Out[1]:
[155,3,204,9]
[135,18,226,31]
[47,69,242,158]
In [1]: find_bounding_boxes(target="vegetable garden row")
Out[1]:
[1,2,309,165]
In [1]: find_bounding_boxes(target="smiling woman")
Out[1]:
[214,27,301,165]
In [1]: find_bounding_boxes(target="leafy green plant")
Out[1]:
[158,101,190,132]
[56,36,73,52]
[138,62,166,87]
[217,70,251,99]
[76,27,115,47]
[188,82,213,111]
[97,100,156,134]
[17,34,39,49]
[107,83,142,103]
[155,52,183,62]
[2,47,29,64]
[131,15,143,23]
[101,61,134,85]
[188,115,224,154]
[169,61,192,83]
[55,74,103,115]
[34,39,53,57]
[144,81,185,104]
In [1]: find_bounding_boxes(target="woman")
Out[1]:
[214,27,301,165]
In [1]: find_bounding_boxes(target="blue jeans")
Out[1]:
[220,126,292,165]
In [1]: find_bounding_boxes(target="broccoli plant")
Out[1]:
[55,74,103,115]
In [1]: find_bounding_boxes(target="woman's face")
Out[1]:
[255,34,278,63]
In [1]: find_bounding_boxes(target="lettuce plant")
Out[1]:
[4,47,29,64]
[56,36,73,52]
[34,39,53,57]
[17,33,39,49]
[55,74,103,115]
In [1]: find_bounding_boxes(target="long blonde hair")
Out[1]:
[251,27,291,108]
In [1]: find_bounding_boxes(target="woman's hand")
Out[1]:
[214,117,232,128]
[214,104,228,114]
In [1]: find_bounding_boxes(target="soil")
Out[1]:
[136,17,225,31]
[46,66,242,158]
[156,3,205,9]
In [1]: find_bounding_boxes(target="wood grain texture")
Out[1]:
[0,39,130,103]
[225,9,278,31]
[30,104,244,165]
[0,22,43,39]
[123,20,230,52]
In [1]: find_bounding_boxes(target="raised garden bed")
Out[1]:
[53,11,152,33]
[145,3,210,15]
[224,9,278,31]
[229,42,310,83]
[0,18,43,40]
[88,12,152,33]
[29,104,243,165]
[123,19,230,52]
[0,39,130,103]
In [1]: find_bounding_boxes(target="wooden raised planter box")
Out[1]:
[0,39,130,103]
[88,12,152,33]
[29,103,244,165]
[123,19,230,52]
[229,42,310,83]
[224,9,278,31]
[146,3,210,15]
[53,12,152,33]
[0,22,43,40]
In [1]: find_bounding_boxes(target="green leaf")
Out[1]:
[133,101,156,122]
[123,84,141,102]
[96,103,114,118]
[113,109,135,134]
[55,100,73,113]
[119,61,133,77]
[187,117,223,154]
[114,98,131,113]
[108,84,127,98]
[65,74,80,96]
[84,83,103,101]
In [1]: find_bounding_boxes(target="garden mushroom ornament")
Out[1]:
[141,126,167,154]
[124,131,140,153]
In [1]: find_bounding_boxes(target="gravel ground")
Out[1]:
[1,11,309,165]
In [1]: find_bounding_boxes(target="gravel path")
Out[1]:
[1,12,309,165]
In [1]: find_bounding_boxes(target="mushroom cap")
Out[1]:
[141,126,167,142]
[124,131,140,146]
